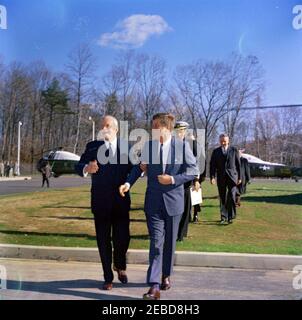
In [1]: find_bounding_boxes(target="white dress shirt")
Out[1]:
[221,146,229,155]
[160,136,172,174]
[83,137,117,177]
[104,137,117,157]
[125,137,175,188]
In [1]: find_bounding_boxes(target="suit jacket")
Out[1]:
[126,137,199,216]
[210,146,241,185]
[184,139,198,189]
[75,139,133,217]
[240,157,251,186]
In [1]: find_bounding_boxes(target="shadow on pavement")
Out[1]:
[7,279,145,300]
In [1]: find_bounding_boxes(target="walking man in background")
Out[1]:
[210,134,241,225]
[41,161,51,188]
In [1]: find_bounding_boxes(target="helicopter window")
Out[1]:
[48,152,55,160]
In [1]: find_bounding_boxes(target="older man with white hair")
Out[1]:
[75,115,133,291]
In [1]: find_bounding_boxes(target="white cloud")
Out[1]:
[98,14,172,49]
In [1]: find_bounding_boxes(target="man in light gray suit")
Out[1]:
[119,113,199,300]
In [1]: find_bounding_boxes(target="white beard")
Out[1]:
[96,130,105,141]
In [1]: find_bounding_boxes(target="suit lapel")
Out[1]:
[116,138,120,163]
[226,146,231,164]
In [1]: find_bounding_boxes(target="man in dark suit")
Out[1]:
[236,150,251,207]
[174,121,200,241]
[210,133,241,225]
[119,113,199,300]
[75,115,133,291]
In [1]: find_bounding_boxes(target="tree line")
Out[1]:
[0,44,301,174]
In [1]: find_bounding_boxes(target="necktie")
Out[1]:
[105,143,114,159]
[109,143,114,158]
[160,143,164,174]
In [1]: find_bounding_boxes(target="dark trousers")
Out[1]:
[93,205,130,283]
[217,177,237,221]
[177,187,191,241]
[42,174,49,187]
[193,204,201,220]
[146,201,182,285]
[238,183,247,195]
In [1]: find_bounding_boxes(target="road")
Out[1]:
[0,176,90,196]
[0,176,299,197]
[0,258,300,300]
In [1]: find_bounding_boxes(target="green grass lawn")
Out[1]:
[0,178,302,255]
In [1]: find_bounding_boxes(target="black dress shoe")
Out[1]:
[114,267,128,284]
[193,216,199,223]
[143,286,161,300]
[161,276,171,291]
[102,282,113,290]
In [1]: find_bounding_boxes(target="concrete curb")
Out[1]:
[0,177,32,182]
[0,244,301,270]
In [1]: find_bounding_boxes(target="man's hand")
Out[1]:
[84,160,99,174]
[140,162,147,173]
[211,178,216,185]
[119,184,130,197]
[237,179,242,185]
[158,174,173,185]
[193,181,200,191]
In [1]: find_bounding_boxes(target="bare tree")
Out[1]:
[222,54,264,141]
[135,54,166,128]
[0,62,30,161]
[251,107,302,166]
[174,54,264,152]
[174,60,230,151]
[114,50,138,121]
[26,61,52,171]
[66,44,96,153]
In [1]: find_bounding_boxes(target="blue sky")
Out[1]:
[0,0,301,105]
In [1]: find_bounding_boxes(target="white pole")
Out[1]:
[92,120,95,141]
[89,117,95,141]
[17,121,22,176]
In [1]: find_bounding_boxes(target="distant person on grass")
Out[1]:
[41,161,51,188]
[5,161,10,177]
[0,161,4,177]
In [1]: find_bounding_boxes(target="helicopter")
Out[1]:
[37,149,80,178]
[241,153,301,182]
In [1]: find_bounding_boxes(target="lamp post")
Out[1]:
[89,116,95,141]
[17,121,22,176]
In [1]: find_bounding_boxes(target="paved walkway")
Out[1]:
[0,176,89,195]
[0,259,300,300]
